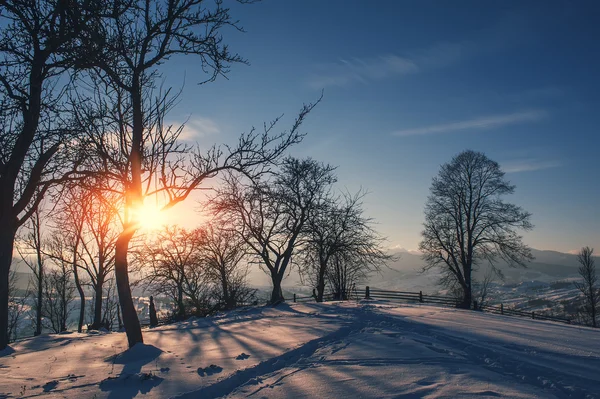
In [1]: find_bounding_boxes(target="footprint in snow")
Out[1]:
[42,380,58,392]
[236,353,250,360]
[197,365,223,377]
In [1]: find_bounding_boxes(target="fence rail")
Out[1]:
[367,287,459,307]
[481,303,571,324]
[364,286,571,324]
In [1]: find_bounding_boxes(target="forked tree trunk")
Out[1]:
[114,231,143,348]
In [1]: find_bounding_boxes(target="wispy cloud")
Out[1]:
[502,158,561,173]
[176,117,220,141]
[308,14,533,89]
[307,55,418,89]
[392,110,547,137]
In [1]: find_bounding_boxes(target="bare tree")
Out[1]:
[0,0,97,349]
[17,208,46,336]
[7,268,30,342]
[214,158,336,304]
[574,247,598,328]
[41,261,76,334]
[419,150,533,309]
[76,190,119,330]
[75,0,316,347]
[326,253,366,301]
[472,267,494,310]
[46,187,89,332]
[199,223,254,310]
[142,226,207,319]
[101,277,121,331]
[45,230,87,332]
[87,275,120,331]
[300,190,392,302]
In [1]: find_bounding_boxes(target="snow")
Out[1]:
[1,302,599,398]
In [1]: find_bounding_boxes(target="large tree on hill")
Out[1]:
[214,158,336,304]
[419,150,533,309]
[0,0,96,350]
[77,0,316,348]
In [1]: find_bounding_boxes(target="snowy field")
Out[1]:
[1,302,599,398]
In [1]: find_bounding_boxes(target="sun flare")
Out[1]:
[132,202,166,230]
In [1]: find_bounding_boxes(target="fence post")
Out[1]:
[419,291,423,303]
[365,286,370,299]
[532,311,535,320]
[473,300,478,311]
[500,303,504,315]
[293,294,296,303]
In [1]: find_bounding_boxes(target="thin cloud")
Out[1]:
[308,14,533,89]
[392,110,547,137]
[502,159,561,173]
[175,117,220,141]
[307,55,418,89]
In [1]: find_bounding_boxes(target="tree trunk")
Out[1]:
[177,284,185,318]
[459,267,473,309]
[115,231,143,348]
[220,269,232,309]
[73,265,85,333]
[34,248,43,336]
[316,268,326,303]
[0,226,16,350]
[270,272,284,304]
[92,275,104,329]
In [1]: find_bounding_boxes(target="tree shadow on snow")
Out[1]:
[100,343,164,399]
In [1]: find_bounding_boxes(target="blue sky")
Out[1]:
[163,0,600,254]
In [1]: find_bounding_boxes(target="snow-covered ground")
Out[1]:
[1,301,599,398]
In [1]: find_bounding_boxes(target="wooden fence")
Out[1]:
[365,287,459,307]
[292,292,335,303]
[366,286,571,324]
[480,303,571,324]
[290,286,571,325]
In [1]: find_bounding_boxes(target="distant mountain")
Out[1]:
[10,248,595,295]
[530,249,582,268]
[374,248,592,292]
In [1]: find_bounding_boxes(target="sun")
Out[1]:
[132,202,166,230]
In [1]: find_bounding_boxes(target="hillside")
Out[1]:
[1,301,599,398]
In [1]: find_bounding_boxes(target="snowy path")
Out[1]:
[1,302,599,398]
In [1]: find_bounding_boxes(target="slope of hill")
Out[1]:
[2,301,599,398]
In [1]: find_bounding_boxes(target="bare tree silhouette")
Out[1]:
[574,247,598,327]
[419,150,533,309]
[75,0,316,347]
